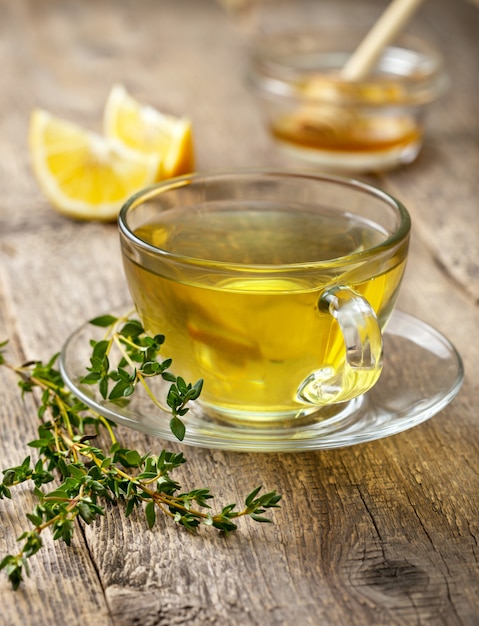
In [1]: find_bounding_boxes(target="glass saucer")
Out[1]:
[59,310,464,452]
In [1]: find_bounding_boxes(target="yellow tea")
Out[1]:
[122,203,408,421]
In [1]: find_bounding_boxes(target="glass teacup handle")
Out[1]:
[298,286,383,405]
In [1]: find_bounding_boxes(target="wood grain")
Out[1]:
[1,1,478,625]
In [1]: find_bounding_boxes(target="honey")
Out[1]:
[271,111,422,154]
[249,32,448,171]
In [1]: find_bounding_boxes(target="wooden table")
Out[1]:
[1,1,478,624]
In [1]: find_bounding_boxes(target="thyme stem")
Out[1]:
[0,315,281,590]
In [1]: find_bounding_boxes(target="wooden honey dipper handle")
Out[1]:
[341,0,426,81]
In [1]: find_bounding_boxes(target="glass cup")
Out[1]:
[119,170,410,425]
[248,30,449,173]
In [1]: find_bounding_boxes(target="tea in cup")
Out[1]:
[119,170,410,424]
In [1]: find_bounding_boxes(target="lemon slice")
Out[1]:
[29,108,160,221]
[103,83,195,179]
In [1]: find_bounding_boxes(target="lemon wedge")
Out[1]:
[29,108,160,221]
[103,83,195,180]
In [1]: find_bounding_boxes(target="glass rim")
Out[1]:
[248,31,449,107]
[118,168,411,272]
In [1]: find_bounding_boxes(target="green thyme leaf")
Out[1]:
[145,501,156,529]
[89,315,118,327]
[169,416,186,441]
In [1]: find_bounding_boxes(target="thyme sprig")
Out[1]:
[0,316,281,590]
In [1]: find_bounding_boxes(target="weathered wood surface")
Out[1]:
[0,1,478,624]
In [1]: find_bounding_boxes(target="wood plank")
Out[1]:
[0,0,478,624]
